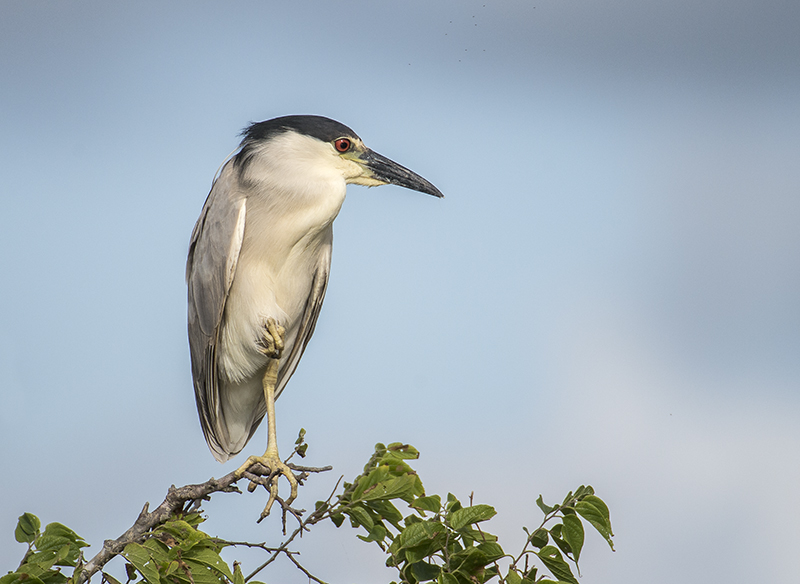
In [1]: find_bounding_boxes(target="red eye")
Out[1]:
[334,138,352,153]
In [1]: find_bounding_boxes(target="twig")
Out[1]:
[287,464,332,473]
[244,475,344,582]
[78,463,331,584]
[212,540,285,553]
[78,472,240,583]
[285,551,329,584]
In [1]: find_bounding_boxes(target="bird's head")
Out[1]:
[235,115,444,199]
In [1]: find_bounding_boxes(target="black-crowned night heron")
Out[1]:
[186,115,442,516]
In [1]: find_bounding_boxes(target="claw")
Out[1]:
[237,322,294,522]
[235,452,298,519]
[256,317,286,358]
[266,318,285,353]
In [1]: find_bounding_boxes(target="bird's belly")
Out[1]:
[217,240,326,384]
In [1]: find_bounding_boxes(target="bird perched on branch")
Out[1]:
[186,115,442,516]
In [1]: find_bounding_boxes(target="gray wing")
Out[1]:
[186,162,247,459]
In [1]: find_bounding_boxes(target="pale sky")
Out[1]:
[2,2,799,583]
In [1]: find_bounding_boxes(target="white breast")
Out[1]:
[216,132,347,384]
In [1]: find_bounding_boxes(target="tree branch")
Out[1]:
[243,475,344,582]
[78,462,332,584]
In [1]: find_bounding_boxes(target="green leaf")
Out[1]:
[450,546,489,578]
[102,573,123,584]
[233,564,245,584]
[358,523,388,545]
[535,546,578,584]
[181,513,206,528]
[368,500,404,529]
[476,541,504,562]
[405,540,440,564]
[55,545,71,563]
[142,539,170,564]
[0,575,20,584]
[15,513,41,544]
[437,574,459,584]
[411,561,441,582]
[397,521,446,550]
[549,529,572,559]
[183,548,233,580]
[449,505,496,530]
[346,505,374,529]
[123,543,161,584]
[180,561,225,584]
[36,536,70,553]
[583,495,609,520]
[351,468,388,501]
[445,493,462,513]
[401,542,434,564]
[1,574,47,584]
[572,485,593,500]
[163,562,180,577]
[361,474,419,502]
[29,524,85,569]
[528,528,549,548]
[521,566,537,584]
[42,524,83,544]
[412,495,442,513]
[35,525,86,567]
[158,519,211,553]
[561,515,584,562]
[22,550,58,572]
[505,568,522,584]
[536,496,554,515]
[330,513,345,527]
[575,499,614,550]
[385,443,420,460]
[457,527,498,543]
[40,571,68,584]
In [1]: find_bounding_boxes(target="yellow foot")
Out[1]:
[256,317,285,358]
[234,450,298,520]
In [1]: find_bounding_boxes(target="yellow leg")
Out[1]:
[234,318,297,519]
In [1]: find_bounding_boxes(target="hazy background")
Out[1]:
[2,1,799,582]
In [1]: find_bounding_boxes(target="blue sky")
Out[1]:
[1,1,799,582]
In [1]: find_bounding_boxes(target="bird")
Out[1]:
[186,115,442,516]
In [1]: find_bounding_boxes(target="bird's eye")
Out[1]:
[334,138,352,153]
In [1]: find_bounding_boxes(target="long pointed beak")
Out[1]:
[361,149,444,198]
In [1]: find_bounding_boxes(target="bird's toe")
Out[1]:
[256,317,286,358]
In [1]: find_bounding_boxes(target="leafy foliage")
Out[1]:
[119,513,243,584]
[2,513,88,584]
[325,443,614,584]
[3,442,613,584]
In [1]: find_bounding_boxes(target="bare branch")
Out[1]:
[285,551,329,584]
[243,476,344,583]
[78,463,331,584]
[213,540,284,553]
